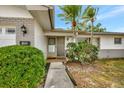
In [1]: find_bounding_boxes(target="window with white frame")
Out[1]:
[114,37,122,44]
[6,28,16,34]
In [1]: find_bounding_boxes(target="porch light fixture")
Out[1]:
[67,37,69,41]
[21,25,27,36]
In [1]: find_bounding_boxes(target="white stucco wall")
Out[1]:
[0,6,33,18]
[65,35,124,50]
[100,35,124,49]
[34,20,47,58]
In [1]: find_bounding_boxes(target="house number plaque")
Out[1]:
[20,41,31,45]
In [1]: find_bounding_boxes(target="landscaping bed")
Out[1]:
[65,59,124,88]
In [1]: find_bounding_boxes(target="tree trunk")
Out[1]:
[73,26,76,42]
[72,21,77,42]
[91,20,94,44]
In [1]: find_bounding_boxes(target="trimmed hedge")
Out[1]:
[0,45,46,88]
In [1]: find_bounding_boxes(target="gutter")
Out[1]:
[42,5,54,29]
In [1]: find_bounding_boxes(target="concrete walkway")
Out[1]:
[44,62,74,88]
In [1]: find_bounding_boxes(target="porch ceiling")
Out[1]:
[27,5,54,31]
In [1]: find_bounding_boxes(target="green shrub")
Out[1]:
[66,42,77,61]
[66,41,99,63]
[0,45,46,88]
[78,41,99,63]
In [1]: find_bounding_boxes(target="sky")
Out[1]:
[55,5,124,32]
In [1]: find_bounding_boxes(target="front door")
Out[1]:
[48,37,57,57]
[57,37,65,56]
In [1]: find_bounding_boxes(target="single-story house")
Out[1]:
[0,5,124,59]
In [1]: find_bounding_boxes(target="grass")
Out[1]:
[66,58,124,88]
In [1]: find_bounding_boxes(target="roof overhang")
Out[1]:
[45,29,124,37]
[26,5,54,31]
[45,31,73,36]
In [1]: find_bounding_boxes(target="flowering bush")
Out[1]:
[66,41,99,63]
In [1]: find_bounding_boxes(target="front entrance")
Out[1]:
[48,37,57,57]
[47,36,65,58]
[57,37,65,56]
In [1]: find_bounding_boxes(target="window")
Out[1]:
[48,38,55,45]
[96,38,100,48]
[0,28,2,34]
[6,28,15,34]
[114,38,122,44]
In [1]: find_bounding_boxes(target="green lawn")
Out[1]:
[66,59,124,88]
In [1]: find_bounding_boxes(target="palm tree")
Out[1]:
[82,5,99,44]
[58,5,82,42]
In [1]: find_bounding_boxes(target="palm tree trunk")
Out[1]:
[72,21,77,42]
[73,26,76,42]
[91,21,94,44]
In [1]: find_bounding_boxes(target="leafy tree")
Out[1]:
[86,23,107,32]
[95,23,106,32]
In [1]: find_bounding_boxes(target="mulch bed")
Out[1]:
[65,60,124,88]
[65,62,99,88]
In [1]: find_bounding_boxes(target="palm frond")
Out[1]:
[58,5,83,30]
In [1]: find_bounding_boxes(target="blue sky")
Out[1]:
[55,5,124,32]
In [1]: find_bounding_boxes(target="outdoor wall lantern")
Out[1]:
[21,25,27,36]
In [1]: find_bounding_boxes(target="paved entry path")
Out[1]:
[44,62,74,88]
